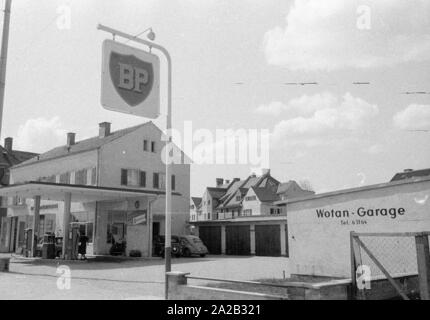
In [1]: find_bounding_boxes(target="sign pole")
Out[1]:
[97,24,173,299]
[0,0,12,138]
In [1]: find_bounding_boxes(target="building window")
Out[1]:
[190,204,195,209]
[90,168,96,185]
[159,173,166,189]
[153,172,159,189]
[59,172,70,184]
[140,171,146,187]
[128,169,139,186]
[11,196,25,206]
[243,209,252,216]
[143,139,148,151]
[208,213,211,220]
[75,169,87,185]
[270,208,281,215]
[151,141,156,153]
[245,195,257,201]
[121,169,141,186]
[236,196,241,201]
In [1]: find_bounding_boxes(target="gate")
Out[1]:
[350,231,430,300]
[199,226,221,254]
[226,225,250,255]
[255,225,281,256]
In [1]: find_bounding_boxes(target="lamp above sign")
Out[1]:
[101,39,160,119]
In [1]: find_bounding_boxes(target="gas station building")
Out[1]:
[0,121,190,257]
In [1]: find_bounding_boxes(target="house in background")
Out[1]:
[0,121,190,256]
[0,137,38,251]
[390,168,430,182]
[190,197,202,222]
[190,169,314,257]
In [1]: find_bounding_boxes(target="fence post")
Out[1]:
[350,232,366,300]
[166,271,189,300]
[415,233,430,300]
[350,232,356,299]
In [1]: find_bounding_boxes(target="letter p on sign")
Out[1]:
[101,40,160,119]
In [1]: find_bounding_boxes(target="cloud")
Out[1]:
[256,92,338,116]
[364,144,384,155]
[15,117,67,153]
[393,104,430,130]
[263,0,430,71]
[255,101,286,116]
[271,92,378,145]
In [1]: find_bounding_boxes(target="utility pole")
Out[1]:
[0,0,12,139]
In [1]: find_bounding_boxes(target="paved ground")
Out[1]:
[0,254,290,300]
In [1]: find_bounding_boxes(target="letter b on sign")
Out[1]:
[118,63,149,92]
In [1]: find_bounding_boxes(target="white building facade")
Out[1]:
[0,122,190,256]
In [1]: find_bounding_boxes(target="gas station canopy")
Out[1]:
[0,181,181,202]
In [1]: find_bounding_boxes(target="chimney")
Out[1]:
[99,122,111,138]
[67,132,76,146]
[216,178,224,187]
[4,137,12,152]
[404,169,413,173]
[262,168,271,175]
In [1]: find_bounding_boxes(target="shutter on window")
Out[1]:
[140,171,146,187]
[121,169,128,185]
[171,175,175,190]
[153,173,159,189]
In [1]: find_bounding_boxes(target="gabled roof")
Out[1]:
[216,172,274,209]
[13,122,153,169]
[390,168,430,182]
[206,187,226,199]
[0,145,38,167]
[276,181,295,194]
[252,187,280,202]
[218,179,242,202]
[191,197,202,207]
[0,145,39,185]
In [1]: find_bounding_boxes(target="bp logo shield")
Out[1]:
[101,40,160,119]
[109,52,154,107]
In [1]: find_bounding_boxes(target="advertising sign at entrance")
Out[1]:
[132,213,147,225]
[101,39,160,118]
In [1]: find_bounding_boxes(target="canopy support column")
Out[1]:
[30,195,41,257]
[62,192,72,259]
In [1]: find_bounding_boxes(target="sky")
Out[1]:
[1,0,430,196]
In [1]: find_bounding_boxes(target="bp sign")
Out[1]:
[101,39,160,118]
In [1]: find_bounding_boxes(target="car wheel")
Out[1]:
[183,248,191,257]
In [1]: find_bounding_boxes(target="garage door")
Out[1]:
[255,225,281,257]
[199,226,221,254]
[226,225,250,255]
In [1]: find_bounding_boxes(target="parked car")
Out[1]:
[153,235,181,258]
[178,235,209,257]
